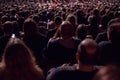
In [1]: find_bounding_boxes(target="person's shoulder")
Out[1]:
[48,64,77,74]
[48,38,60,44]
[72,37,81,44]
[47,64,77,80]
[98,41,111,47]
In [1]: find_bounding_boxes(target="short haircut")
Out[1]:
[23,18,37,35]
[107,22,120,43]
[76,24,87,40]
[77,38,98,65]
[3,21,13,34]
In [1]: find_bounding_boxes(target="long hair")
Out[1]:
[1,38,44,80]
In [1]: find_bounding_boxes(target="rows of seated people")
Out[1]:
[0,0,120,80]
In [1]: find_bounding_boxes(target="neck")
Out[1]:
[77,64,95,72]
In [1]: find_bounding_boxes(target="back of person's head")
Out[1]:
[1,38,44,80]
[32,15,40,24]
[76,9,84,16]
[3,21,13,35]
[101,15,109,29]
[107,22,120,44]
[2,38,36,69]
[54,16,62,26]
[60,21,74,38]
[77,38,98,65]
[66,14,77,26]
[76,24,87,40]
[10,9,16,16]
[93,65,120,80]
[1,15,9,24]
[23,18,38,36]
[93,9,100,16]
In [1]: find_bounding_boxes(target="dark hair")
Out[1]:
[77,38,98,65]
[1,38,44,80]
[23,18,38,36]
[93,9,99,16]
[54,16,62,25]
[3,21,13,34]
[60,21,74,37]
[66,14,77,26]
[33,15,40,23]
[107,22,120,44]
[1,15,9,24]
[76,24,87,40]
[93,65,120,80]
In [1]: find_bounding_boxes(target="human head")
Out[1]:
[93,9,100,16]
[2,38,36,69]
[76,38,98,65]
[76,24,87,40]
[54,16,62,27]
[23,18,38,36]
[66,14,77,26]
[93,65,120,80]
[107,22,120,44]
[1,15,9,24]
[32,15,40,24]
[60,21,74,39]
[3,21,13,36]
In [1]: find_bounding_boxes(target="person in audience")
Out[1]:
[12,21,20,38]
[46,38,99,80]
[98,21,120,65]
[1,16,9,24]
[93,65,120,80]
[76,9,88,25]
[88,9,101,39]
[0,21,13,61]
[47,16,62,40]
[44,21,81,68]
[66,14,78,35]
[95,15,109,43]
[23,18,47,67]
[0,38,44,80]
[76,24,88,40]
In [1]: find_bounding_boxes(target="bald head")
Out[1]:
[77,38,98,65]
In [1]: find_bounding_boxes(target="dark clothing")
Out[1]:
[0,28,3,37]
[23,33,47,65]
[0,67,44,80]
[47,64,98,80]
[98,41,120,65]
[95,31,108,43]
[47,28,57,40]
[0,36,11,61]
[44,38,81,67]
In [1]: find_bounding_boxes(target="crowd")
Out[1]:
[0,0,120,80]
